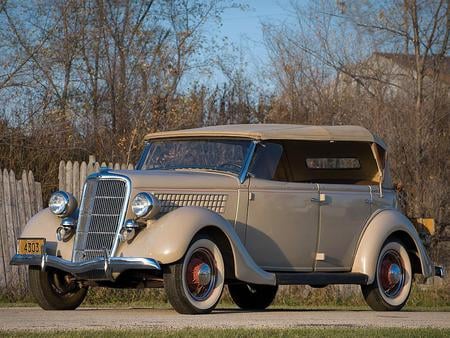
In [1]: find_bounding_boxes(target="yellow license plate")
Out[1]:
[17,238,45,255]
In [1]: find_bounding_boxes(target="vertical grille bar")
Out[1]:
[72,177,129,262]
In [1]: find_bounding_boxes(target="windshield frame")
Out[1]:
[136,137,258,183]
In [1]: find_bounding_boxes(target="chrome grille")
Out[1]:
[72,177,129,262]
[155,193,227,214]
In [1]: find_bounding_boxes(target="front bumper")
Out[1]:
[10,253,161,281]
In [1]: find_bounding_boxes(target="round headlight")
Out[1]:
[49,191,77,217]
[131,192,159,219]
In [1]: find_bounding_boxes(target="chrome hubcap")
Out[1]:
[379,250,404,298]
[388,263,402,285]
[198,263,212,286]
[185,248,217,301]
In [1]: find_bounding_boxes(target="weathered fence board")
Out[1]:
[16,182,25,240]
[65,161,73,195]
[22,171,32,224]
[0,173,7,291]
[28,171,37,216]
[73,161,80,201]
[0,169,43,297]
[3,169,20,293]
[35,182,43,212]
[0,157,131,297]
[58,156,134,197]
[58,161,65,191]
[80,161,87,199]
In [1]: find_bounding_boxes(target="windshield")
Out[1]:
[140,138,252,175]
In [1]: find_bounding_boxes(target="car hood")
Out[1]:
[108,169,241,190]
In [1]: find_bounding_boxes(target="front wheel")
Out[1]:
[228,283,278,310]
[361,240,412,311]
[29,266,88,310]
[164,236,225,314]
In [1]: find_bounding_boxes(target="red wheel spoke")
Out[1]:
[378,249,405,298]
[185,248,217,301]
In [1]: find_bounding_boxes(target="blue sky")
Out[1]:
[219,1,291,62]
[202,0,297,84]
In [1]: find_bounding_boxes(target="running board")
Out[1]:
[275,272,368,285]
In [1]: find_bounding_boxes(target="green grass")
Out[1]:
[1,281,449,310]
[1,328,449,338]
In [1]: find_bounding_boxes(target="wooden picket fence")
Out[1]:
[58,155,134,199]
[0,156,132,298]
[0,169,43,297]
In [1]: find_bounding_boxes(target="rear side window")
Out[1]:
[306,158,360,169]
[249,140,379,185]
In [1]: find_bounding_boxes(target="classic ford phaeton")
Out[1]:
[12,124,444,314]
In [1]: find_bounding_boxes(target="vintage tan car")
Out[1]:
[11,124,444,314]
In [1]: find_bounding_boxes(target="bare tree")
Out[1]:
[262,0,449,257]
[0,0,233,195]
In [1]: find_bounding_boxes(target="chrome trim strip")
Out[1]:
[239,140,258,184]
[11,254,161,280]
[10,254,42,266]
[136,141,150,170]
[71,181,89,261]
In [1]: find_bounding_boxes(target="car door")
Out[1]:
[314,184,371,271]
[245,178,319,272]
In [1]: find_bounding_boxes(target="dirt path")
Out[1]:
[0,307,449,331]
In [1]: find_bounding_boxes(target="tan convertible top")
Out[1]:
[144,124,386,148]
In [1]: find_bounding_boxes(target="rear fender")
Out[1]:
[352,209,434,283]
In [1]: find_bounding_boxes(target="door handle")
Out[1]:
[311,193,327,203]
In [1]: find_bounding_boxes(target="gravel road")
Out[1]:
[0,308,449,331]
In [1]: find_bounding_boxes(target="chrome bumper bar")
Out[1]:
[10,253,161,281]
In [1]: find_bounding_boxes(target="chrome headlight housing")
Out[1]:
[49,191,77,217]
[131,192,159,220]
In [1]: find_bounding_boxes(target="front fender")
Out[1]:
[118,206,276,285]
[20,208,73,260]
[351,209,434,283]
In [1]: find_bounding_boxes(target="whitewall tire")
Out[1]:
[361,240,412,311]
[164,236,225,314]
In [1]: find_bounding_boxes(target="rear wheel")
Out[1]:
[361,240,412,311]
[164,236,225,314]
[228,283,278,310]
[29,266,87,310]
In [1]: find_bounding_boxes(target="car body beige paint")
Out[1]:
[19,171,276,285]
[16,124,437,288]
[20,207,275,285]
[245,178,319,272]
[351,208,434,283]
[118,206,276,285]
[315,184,371,271]
[114,170,275,285]
[20,204,435,287]
[20,208,72,260]
[19,173,433,286]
